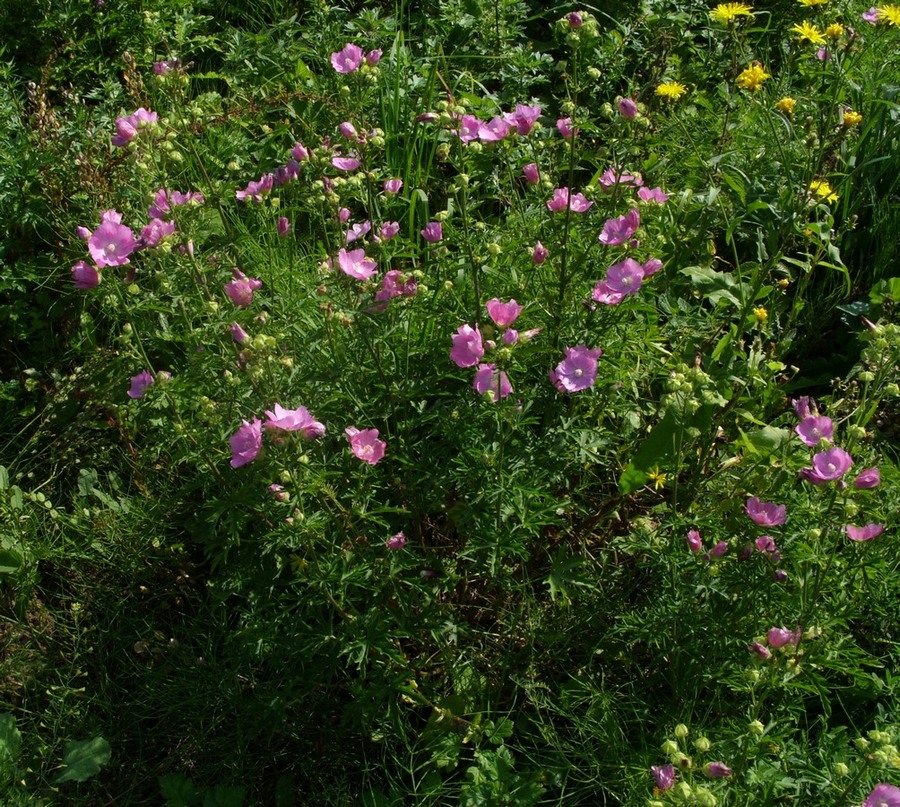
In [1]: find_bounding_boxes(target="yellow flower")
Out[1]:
[791,21,827,43]
[776,278,791,288]
[656,81,688,101]
[647,466,668,490]
[824,22,844,37]
[876,5,900,25]
[710,2,754,24]
[810,179,839,203]
[736,63,771,92]
[797,0,828,6]
[776,96,797,115]
[753,307,769,323]
[842,109,863,127]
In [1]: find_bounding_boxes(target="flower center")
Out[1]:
[573,369,583,378]
[105,242,117,255]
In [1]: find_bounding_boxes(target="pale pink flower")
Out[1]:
[339,121,358,139]
[386,532,407,550]
[638,186,669,203]
[345,220,372,243]
[745,497,786,526]
[767,627,800,648]
[550,345,602,393]
[375,270,417,302]
[795,415,833,447]
[230,418,263,468]
[450,324,484,367]
[345,426,386,465]
[802,446,853,484]
[556,117,577,139]
[71,261,100,289]
[379,221,400,241]
[230,322,249,344]
[755,535,777,555]
[421,222,443,242]
[224,269,263,306]
[455,115,482,143]
[846,523,885,542]
[264,403,325,438]
[88,218,137,267]
[332,156,361,171]
[365,49,382,65]
[384,178,403,193]
[127,370,154,399]
[291,142,310,161]
[139,218,175,249]
[235,174,274,202]
[651,764,675,791]
[338,207,351,223]
[523,162,540,184]
[592,257,645,305]
[111,107,158,147]
[862,7,879,23]
[76,226,91,240]
[478,116,511,142]
[864,785,900,807]
[532,241,549,264]
[642,257,664,278]
[277,216,291,237]
[473,363,513,402]
[485,298,522,328]
[337,248,377,280]
[331,43,364,74]
[687,529,702,552]
[546,187,592,213]
[598,208,640,245]
[792,396,814,419]
[854,467,881,489]
[709,540,728,558]
[505,103,541,135]
[598,167,643,192]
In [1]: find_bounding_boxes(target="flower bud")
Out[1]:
[748,720,765,735]
[661,740,679,756]
[694,737,711,753]
[833,762,850,777]
[674,724,689,739]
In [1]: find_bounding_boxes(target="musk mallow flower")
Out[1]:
[230,322,249,344]
[795,415,834,446]
[745,497,786,526]
[638,186,669,203]
[522,162,540,184]
[473,363,513,402]
[384,178,403,193]
[854,467,880,488]
[224,269,263,306]
[651,764,676,791]
[71,261,101,289]
[378,221,400,241]
[546,187,593,213]
[592,258,645,305]
[331,43,364,74]
[450,324,484,367]
[846,523,885,541]
[230,418,263,468]
[532,241,549,264]
[264,403,325,438]
[598,208,640,245]
[386,532,407,550]
[127,370,154,399]
[687,529,703,552]
[618,97,638,118]
[704,762,733,778]
[375,270,417,302]
[767,627,800,648]
[345,426,386,465]
[505,103,541,135]
[88,217,137,267]
[332,155,361,171]
[550,345,602,393]
[556,117,577,139]
[801,445,852,484]
[337,247,377,280]
[420,222,443,242]
[277,216,291,237]
[478,116,511,142]
[139,217,176,249]
[111,107,158,147]
[345,220,372,243]
[598,167,643,192]
[864,784,900,807]
[485,298,522,328]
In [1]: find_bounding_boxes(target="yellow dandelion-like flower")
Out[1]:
[710,2,754,24]
[736,63,771,92]
[810,179,839,203]
[876,5,900,25]
[656,81,688,101]
[842,109,863,127]
[824,22,844,37]
[797,0,828,6]
[776,96,797,115]
[753,307,769,323]
[776,278,791,288]
[647,466,668,490]
[791,21,827,43]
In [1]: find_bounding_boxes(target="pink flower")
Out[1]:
[486,298,523,328]
[375,270,417,302]
[854,467,881,489]
[473,363,513,402]
[532,241,549,264]
[345,426,386,465]
[139,217,175,249]
[277,216,291,237]
[338,207,352,223]
[345,220,372,243]
[592,258,645,305]
[337,248,377,281]
[264,403,325,438]
[651,764,675,791]
[269,483,288,502]
[556,117,577,139]
[127,370,154,399]
[767,627,800,648]
[224,269,263,306]
[795,415,833,447]
[502,329,518,345]
[687,529,702,552]
[71,261,100,289]
[523,163,540,184]
[236,174,274,202]
[618,97,638,118]
[76,226,91,240]
[816,47,831,61]
[455,115,482,143]
[365,49,382,65]
[749,641,771,660]
[421,222,443,242]
[550,345,602,393]
[599,208,640,245]
[386,532,407,550]
[745,497,786,526]
[598,167,643,192]
[111,107,158,146]
[846,523,885,542]
[862,7,880,23]
[148,188,204,219]
[864,785,900,807]
[505,103,541,135]
[792,396,814,419]
[704,762,733,779]
[450,324,484,367]
[332,156,361,171]
[230,418,263,468]
[567,11,584,28]
[339,121,357,139]
[291,142,310,161]
[379,221,400,241]
[384,178,403,193]
[331,43,364,74]
[478,116,511,143]
[802,446,853,484]
[88,218,137,267]
[638,186,669,203]
[755,535,777,555]
[546,188,593,213]
[230,322,249,344]
[642,258,664,278]
[710,540,728,558]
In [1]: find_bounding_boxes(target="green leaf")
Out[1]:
[618,463,647,495]
[0,713,22,780]
[77,468,99,497]
[54,736,111,783]
[160,773,200,806]
[0,465,8,490]
[0,548,23,575]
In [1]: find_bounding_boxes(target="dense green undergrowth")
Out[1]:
[1,0,899,804]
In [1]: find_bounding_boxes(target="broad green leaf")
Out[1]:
[160,773,200,806]
[0,465,8,490]
[0,548,23,575]
[0,713,22,779]
[54,736,111,783]
[619,463,647,495]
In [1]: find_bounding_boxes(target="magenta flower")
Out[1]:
[366,49,382,65]
[331,43,364,73]
[618,97,638,118]
[379,221,400,241]
[638,186,669,203]
[767,627,800,648]
[854,467,881,488]
[139,217,175,249]
[71,261,100,289]
[755,535,777,555]
[384,178,403,193]
[473,363,513,402]
[599,208,640,245]
[277,216,291,237]
[862,7,880,23]
[236,174,274,202]
[230,322,249,344]
[421,222,443,242]
[704,762,733,779]
[345,221,372,243]
[127,370,154,399]
[592,258,645,305]
[111,107,158,146]
[749,641,771,660]
[846,523,885,542]
[450,324,484,368]
[505,103,541,135]
[556,117,577,139]
[532,241,549,264]
[550,345,602,393]
[264,403,325,438]
[745,497,786,527]
[523,162,540,184]
[345,426,386,465]
[486,298,523,328]
[864,785,900,807]
[478,116,512,143]
[802,446,853,484]
[332,156,361,171]
[709,540,729,558]
[230,418,263,468]
[567,11,584,28]
[76,226,91,240]
[339,208,351,223]
[88,218,137,267]
[546,188,593,213]
[386,532,407,550]
[792,396,814,419]
[291,142,310,161]
[148,188,204,219]
[642,258,664,278]
[598,167,643,192]
[337,248,377,281]
[455,115,482,143]
[795,415,833,447]
[375,270,417,302]
[687,529,702,552]
[224,269,263,307]
[339,121,357,139]
[651,764,676,791]
[816,47,831,61]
